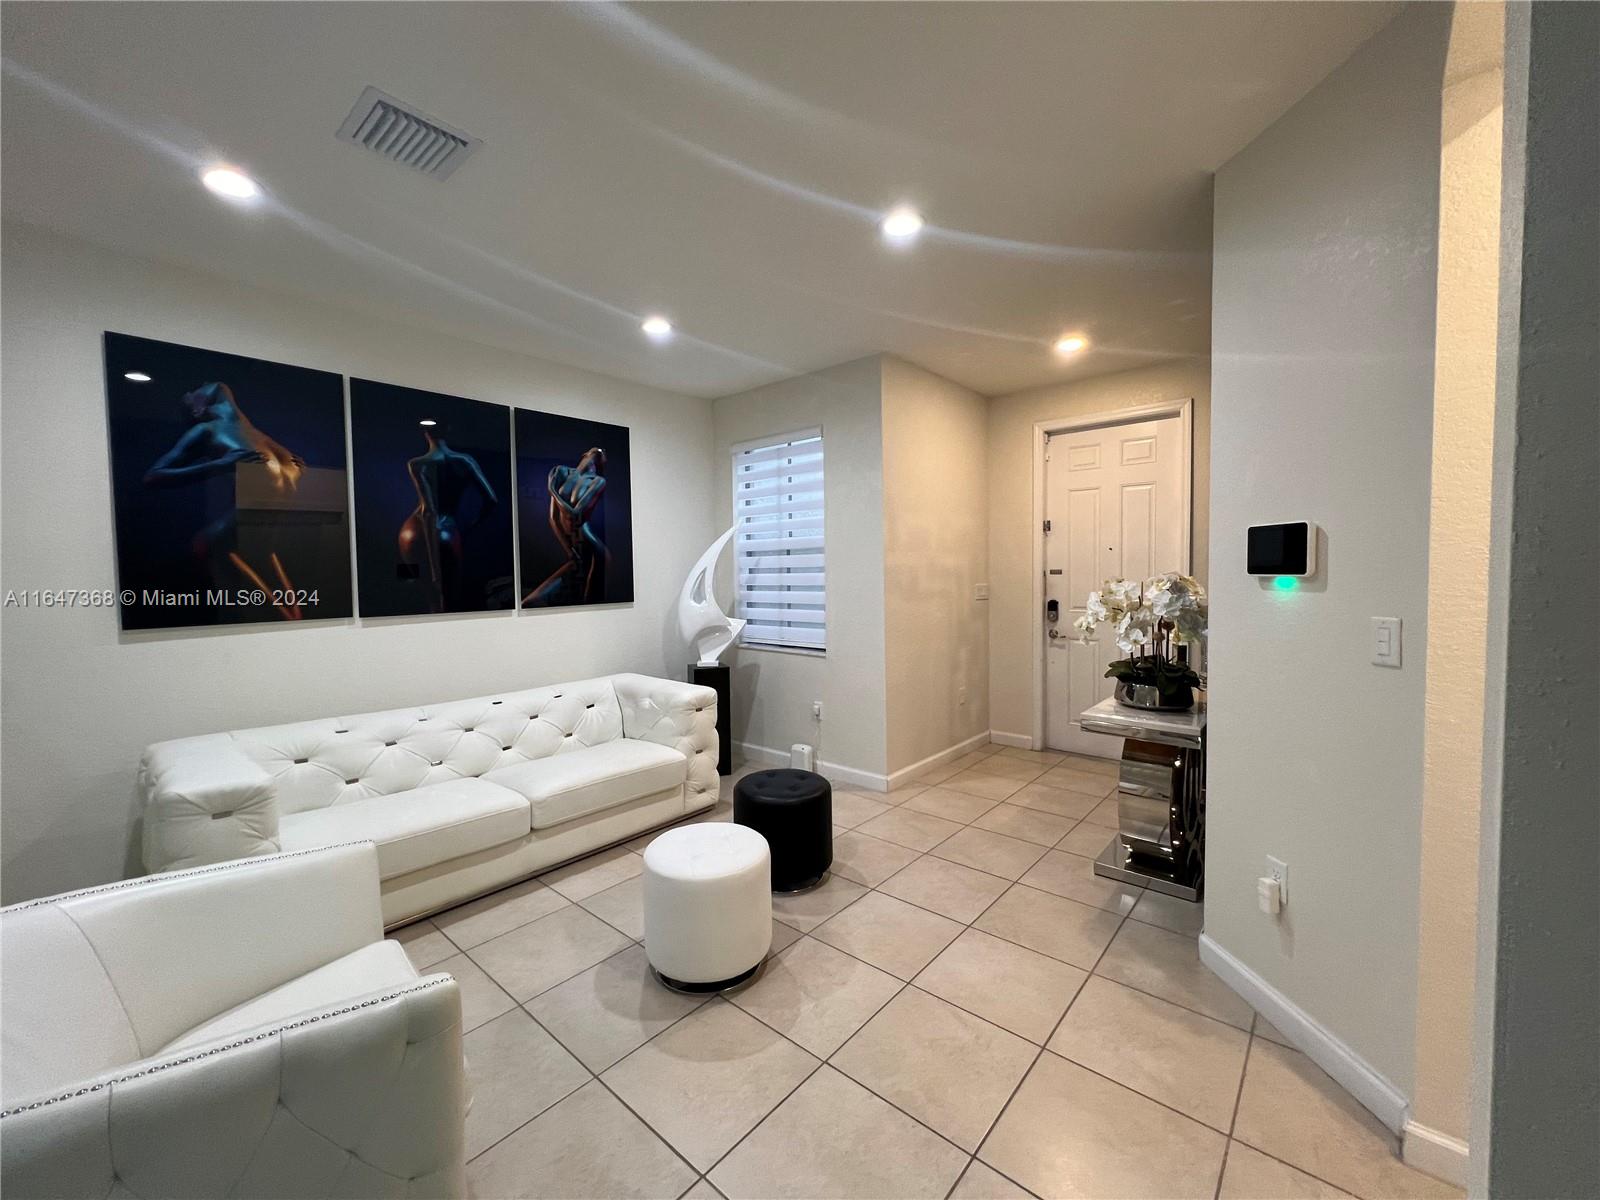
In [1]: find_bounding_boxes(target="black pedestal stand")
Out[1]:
[688,663,732,776]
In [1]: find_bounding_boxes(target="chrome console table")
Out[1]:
[1077,697,1205,903]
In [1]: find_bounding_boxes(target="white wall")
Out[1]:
[710,357,888,780]
[986,360,1211,745]
[881,356,989,775]
[1471,2,1600,1192]
[1414,0,1503,1152]
[0,223,716,903]
[1207,3,1449,1098]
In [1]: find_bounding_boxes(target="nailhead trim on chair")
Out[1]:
[0,976,453,1119]
[0,842,377,914]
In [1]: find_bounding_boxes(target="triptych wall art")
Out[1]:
[102,332,634,631]
[351,380,515,618]
[516,409,634,609]
[104,333,354,630]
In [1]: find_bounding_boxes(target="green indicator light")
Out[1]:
[1273,575,1299,591]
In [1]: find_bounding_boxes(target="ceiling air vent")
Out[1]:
[336,86,481,181]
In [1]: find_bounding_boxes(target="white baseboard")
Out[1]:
[1198,934,1410,1135]
[883,732,991,792]
[734,740,799,771]
[733,740,892,793]
[734,731,991,795]
[987,729,1034,749]
[819,760,889,792]
[1402,1121,1469,1188]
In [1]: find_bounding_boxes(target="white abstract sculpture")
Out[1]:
[678,526,746,666]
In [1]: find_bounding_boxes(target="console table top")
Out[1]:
[1078,696,1207,747]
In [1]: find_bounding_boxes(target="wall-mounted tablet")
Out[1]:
[1247,521,1317,576]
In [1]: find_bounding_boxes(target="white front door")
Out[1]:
[1043,415,1188,757]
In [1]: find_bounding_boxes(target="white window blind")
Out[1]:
[732,429,825,651]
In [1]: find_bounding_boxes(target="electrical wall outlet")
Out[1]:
[958,686,968,706]
[1265,855,1289,905]
[812,700,823,722]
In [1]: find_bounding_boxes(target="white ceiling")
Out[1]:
[1,2,1396,398]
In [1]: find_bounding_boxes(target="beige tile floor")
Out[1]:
[390,744,1460,1200]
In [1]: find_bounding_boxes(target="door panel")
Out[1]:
[1120,482,1156,580]
[1065,488,1100,616]
[1044,415,1186,757]
[1120,435,1157,466]
[1066,443,1101,471]
[1068,637,1105,717]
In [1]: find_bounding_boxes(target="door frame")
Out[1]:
[1030,398,1195,754]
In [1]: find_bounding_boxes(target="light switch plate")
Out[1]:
[974,583,990,601]
[1372,617,1402,667]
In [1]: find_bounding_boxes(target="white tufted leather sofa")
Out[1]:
[0,843,465,1199]
[140,673,718,925]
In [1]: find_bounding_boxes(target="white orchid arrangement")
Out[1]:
[1074,572,1207,695]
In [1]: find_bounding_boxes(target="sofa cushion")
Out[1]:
[160,940,419,1054]
[279,778,530,879]
[485,739,687,830]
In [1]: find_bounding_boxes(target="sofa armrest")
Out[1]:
[140,734,280,873]
[0,975,465,1200]
[612,673,719,801]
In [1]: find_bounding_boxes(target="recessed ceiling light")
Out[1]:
[880,205,924,245]
[1054,334,1089,356]
[641,315,673,341]
[123,371,152,383]
[419,419,437,427]
[201,165,260,201]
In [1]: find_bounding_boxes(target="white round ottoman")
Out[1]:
[642,823,773,992]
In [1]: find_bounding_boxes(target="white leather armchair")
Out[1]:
[0,843,465,1199]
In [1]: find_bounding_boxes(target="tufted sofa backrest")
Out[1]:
[219,677,625,816]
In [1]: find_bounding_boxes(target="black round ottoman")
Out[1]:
[733,769,833,893]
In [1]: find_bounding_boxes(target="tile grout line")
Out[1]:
[780,804,1150,1037]
[505,934,890,1186]
[709,949,1021,1186]
[462,764,1052,1182]
[1084,955,1252,1033]
[455,783,1205,1032]
[594,1047,748,1184]
[465,752,1106,1182]
[515,947,712,1068]
[464,1005,600,1168]
[463,944,704,1171]
[810,872,1108,981]
[785,918,1073,1049]
[455,750,1138,1193]
[452,771,796,1177]
[1227,1129,1379,1199]
[426,837,648,947]
[690,1052,831,1186]
[1032,1042,1243,1139]
[968,881,1140,1176]
[779,829,1374,1200]
[950,1156,1043,1200]
[484,983,785,1188]
[1213,1019,1257,1200]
